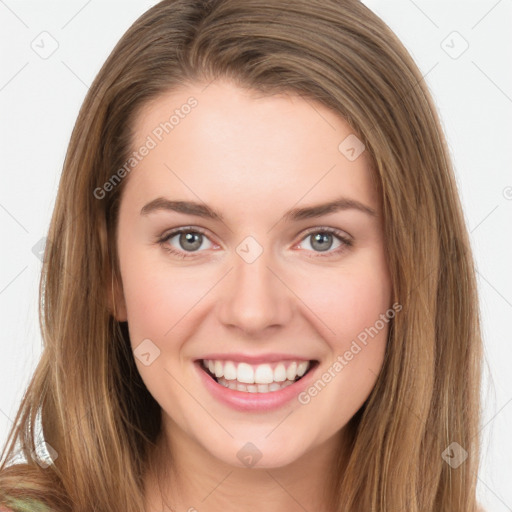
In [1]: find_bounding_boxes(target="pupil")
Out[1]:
[311,232,332,252]
[180,232,202,251]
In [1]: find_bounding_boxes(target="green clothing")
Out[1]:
[1,496,52,512]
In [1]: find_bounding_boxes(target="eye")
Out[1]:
[296,227,353,258]
[157,227,216,258]
[157,226,353,259]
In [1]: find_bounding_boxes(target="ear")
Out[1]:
[107,269,128,322]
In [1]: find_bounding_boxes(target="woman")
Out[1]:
[0,0,483,510]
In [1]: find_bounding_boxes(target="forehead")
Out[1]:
[123,79,379,218]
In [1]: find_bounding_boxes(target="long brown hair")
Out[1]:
[0,0,483,510]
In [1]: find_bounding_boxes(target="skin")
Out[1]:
[112,79,393,512]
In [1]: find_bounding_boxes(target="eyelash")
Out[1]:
[157,226,353,259]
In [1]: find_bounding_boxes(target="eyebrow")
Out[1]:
[140,196,377,221]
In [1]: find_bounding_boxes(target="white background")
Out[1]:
[0,1,510,510]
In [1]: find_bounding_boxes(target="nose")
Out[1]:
[217,246,294,336]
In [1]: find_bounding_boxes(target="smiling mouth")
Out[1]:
[198,359,319,393]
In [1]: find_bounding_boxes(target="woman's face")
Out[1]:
[114,79,393,468]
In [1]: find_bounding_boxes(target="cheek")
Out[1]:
[292,265,391,425]
[119,248,212,341]
[291,255,392,402]
[118,255,210,413]
[294,258,392,344]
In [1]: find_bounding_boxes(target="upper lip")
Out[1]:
[196,353,316,365]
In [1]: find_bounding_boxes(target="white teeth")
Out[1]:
[216,376,297,393]
[286,362,297,381]
[223,361,237,380]
[237,362,254,384]
[254,364,274,384]
[214,360,224,378]
[274,363,287,382]
[297,361,309,377]
[202,359,313,386]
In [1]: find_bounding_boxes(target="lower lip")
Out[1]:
[194,361,318,412]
